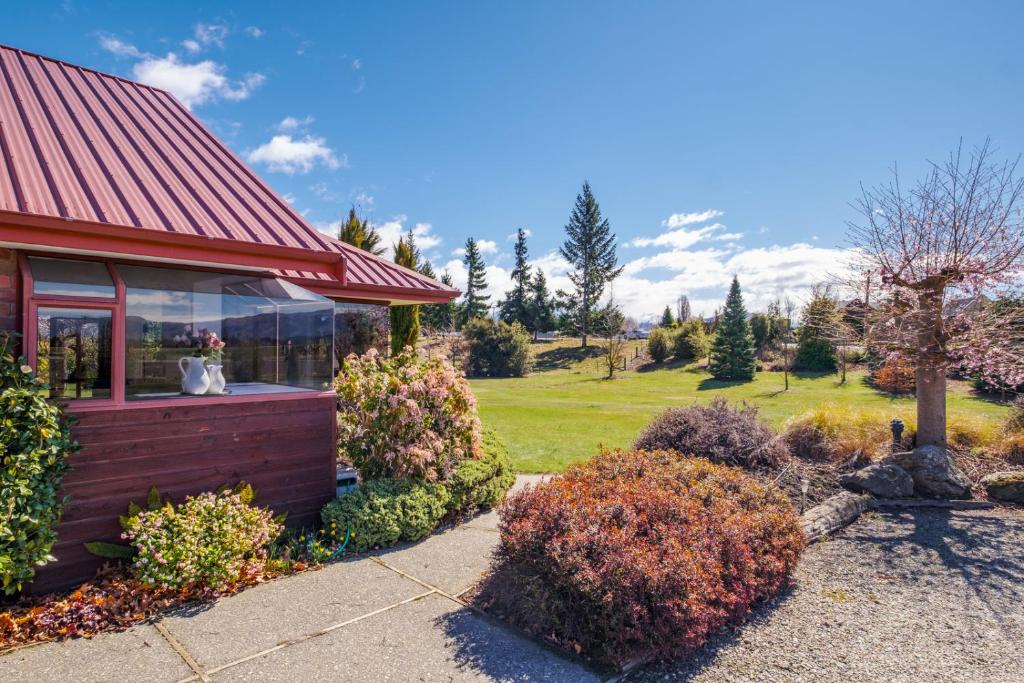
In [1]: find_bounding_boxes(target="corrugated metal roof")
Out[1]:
[0,43,456,301]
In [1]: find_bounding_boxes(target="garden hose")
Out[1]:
[327,528,351,560]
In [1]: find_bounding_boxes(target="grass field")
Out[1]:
[470,339,1011,473]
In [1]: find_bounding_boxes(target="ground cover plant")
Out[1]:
[472,449,805,669]
[0,332,78,595]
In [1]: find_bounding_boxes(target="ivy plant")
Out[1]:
[0,331,78,594]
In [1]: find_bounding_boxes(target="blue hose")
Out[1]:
[326,528,351,560]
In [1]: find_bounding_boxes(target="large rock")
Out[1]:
[884,445,972,499]
[839,463,914,498]
[980,471,1024,504]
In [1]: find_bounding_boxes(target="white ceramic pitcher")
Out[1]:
[206,363,226,394]
[178,356,210,395]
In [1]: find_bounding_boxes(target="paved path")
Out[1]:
[0,474,590,683]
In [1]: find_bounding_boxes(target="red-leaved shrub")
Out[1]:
[474,449,805,668]
[871,356,916,394]
[634,397,789,468]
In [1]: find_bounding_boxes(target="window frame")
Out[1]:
[19,252,334,411]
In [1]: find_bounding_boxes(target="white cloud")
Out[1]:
[246,134,343,174]
[354,190,375,208]
[662,209,723,229]
[452,239,498,257]
[352,58,362,70]
[181,39,201,54]
[276,115,315,131]
[627,222,728,249]
[99,34,263,109]
[507,228,532,240]
[193,23,229,49]
[98,35,145,58]
[322,215,442,260]
[245,26,264,38]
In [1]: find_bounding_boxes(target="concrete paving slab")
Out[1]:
[213,592,598,682]
[374,525,499,595]
[0,623,190,683]
[161,555,425,670]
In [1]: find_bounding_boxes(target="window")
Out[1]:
[120,264,334,399]
[36,307,113,400]
[333,302,389,371]
[28,256,115,298]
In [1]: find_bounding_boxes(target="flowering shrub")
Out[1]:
[475,449,804,667]
[120,487,280,591]
[634,397,788,469]
[336,348,481,481]
[0,332,77,595]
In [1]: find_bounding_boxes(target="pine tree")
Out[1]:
[708,276,756,381]
[528,270,556,338]
[659,306,675,328]
[460,237,490,325]
[422,271,456,332]
[337,207,384,256]
[558,182,623,347]
[389,236,420,354]
[499,228,532,327]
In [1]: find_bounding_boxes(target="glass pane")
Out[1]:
[29,257,115,298]
[121,265,334,400]
[334,302,389,372]
[36,307,113,400]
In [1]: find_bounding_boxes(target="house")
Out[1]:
[0,44,457,592]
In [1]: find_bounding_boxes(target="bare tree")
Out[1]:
[596,300,627,379]
[779,296,797,391]
[676,295,691,323]
[848,140,1024,448]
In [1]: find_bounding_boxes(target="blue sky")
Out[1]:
[5,1,1024,318]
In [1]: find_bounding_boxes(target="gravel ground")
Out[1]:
[632,507,1024,683]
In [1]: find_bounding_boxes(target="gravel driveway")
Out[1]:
[633,507,1024,683]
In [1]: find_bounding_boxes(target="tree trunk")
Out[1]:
[915,286,947,449]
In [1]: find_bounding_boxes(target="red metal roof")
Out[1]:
[0,43,456,302]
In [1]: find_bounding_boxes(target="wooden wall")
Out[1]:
[31,393,337,593]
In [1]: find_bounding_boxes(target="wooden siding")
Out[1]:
[31,393,336,593]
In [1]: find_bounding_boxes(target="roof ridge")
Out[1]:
[0,42,174,98]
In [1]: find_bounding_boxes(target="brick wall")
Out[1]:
[0,247,18,333]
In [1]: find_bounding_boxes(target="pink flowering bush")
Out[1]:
[336,348,482,481]
[120,489,280,591]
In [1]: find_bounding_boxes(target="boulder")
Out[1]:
[884,445,972,499]
[839,463,914,498]
[980,471,1024,504]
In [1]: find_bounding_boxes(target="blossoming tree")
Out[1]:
[849,140,1024,449]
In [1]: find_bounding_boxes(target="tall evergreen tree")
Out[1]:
[460,237,490,325]
[659,306,675,328]
[337,207,384,256]
[558,182,623,347]
[708,276,757,381]
[422,271,457,332]
[528,270,556,337]
[499,228,532,326]
[389,236,420,354]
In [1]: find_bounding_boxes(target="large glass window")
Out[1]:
[29,256,116,298]
[36,307,113,400]
[333,302,389,372]
[121,265,334,399]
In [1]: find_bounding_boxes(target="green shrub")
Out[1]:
[795,337,837,372]
[672,319,711,361]
[463,318,532,377]
[477,449,804,668]
[647,328,672,363]
[336,348,481,481]
[0,332,77,595]
[120,485,281,590]
[321,479,451,552]
[448,430,516,514]
[322,431,515,551]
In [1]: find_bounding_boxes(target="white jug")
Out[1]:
[178,356,210,395]
[206,364,226,395]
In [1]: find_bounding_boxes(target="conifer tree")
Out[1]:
[337,207,384,256]
[460,237,490,325]
[389,236,420,354]
[558,182,623,347]
[659,306,675,328]
[499,228,532,327]
[528,270,556,338]
[708,276,757,381]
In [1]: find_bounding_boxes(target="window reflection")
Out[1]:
[29,257,116,298]
[333,302,389,372]
[121,265,334,399]
[36,307,113,400]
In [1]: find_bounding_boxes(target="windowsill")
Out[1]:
[128,382,324,400]
[63,384,335,412]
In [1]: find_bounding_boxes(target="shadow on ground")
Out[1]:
[532,345,605,372]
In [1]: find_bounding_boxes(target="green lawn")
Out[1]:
[470,344,1010,473]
